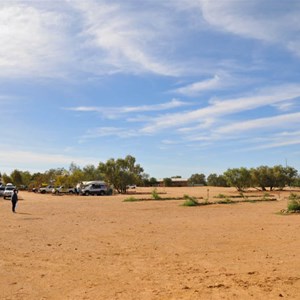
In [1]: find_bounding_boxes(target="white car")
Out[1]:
[3,184,16,200]
[39,185,54,194]
[52,186,76,194]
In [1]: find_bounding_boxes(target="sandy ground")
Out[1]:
[0,187,299,300]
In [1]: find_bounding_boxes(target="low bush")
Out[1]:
[123,196,138,202]
[216,197,234,204]
[215,193,227,198]
[182,194,199,206]
[287,193,300,212]
[151,188,161,200]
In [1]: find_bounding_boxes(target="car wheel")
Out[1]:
[84,191,90,196]
[99,190,105,196]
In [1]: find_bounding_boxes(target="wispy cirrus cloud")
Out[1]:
[248,131,300,150]
[216,112,300,135]
[66,99,190,117]
[172,72,235,96]
[141,84,300,133]
[193,0,300,57]
[172,74,221,96]
[0,0,186,78]
[80,127,139,140]
[69,0,182,76]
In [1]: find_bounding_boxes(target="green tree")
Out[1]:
[83,164,103,181]
[149,177,158,186]
[30,172,44,189]
[268,165,297,190]
[207,173,228,187]
[98,155,144,193]
[20,171,32,187]
[283,166,298,187]
[188,173,207,186]
[292,176,300,187]
[10,169,23,186]
[69,162,81,174]
[250,166,273,191]
[68,168,84,187]
[163,177,172,187]
[44,168,66,185]
[2,173,12,184]
[223,167,251,192]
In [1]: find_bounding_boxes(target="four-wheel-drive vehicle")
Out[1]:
[0,185,5,197]
[3,184,16,199]
[39,185,54,194]
[52,186,76,194]
[80,183,108,196]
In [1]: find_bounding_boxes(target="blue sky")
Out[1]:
[1,0,300,179]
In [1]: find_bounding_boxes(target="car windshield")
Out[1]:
[5,187,15,190]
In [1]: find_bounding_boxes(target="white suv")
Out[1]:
[3,184,16,199]
[80,183,108,196]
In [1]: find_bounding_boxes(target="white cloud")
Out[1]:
[171,71,240,96]
[216,112,300,134]
[251,134,300,150]
[173,74,222,96]
[0,2,73,78]
[196,0,300,56]
[141,84,300,133]
[81,127,139,139]
[272,101,297,112]
[69,0,181,76]
[66,99,189,117]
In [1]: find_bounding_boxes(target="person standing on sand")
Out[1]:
[11,189,18,213]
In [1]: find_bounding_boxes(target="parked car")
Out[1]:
[3,184,16,199]
[39,185,54,194]
[0,185,5,197]
[127,185,137,189]
[80,183,108,196]
[52,186,76,195]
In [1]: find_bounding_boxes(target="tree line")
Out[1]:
[187,165,299,191]
[1,156,299,193]
[0,155,146,194]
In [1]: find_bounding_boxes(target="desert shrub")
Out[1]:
[151,188,161,200]
[215,193,227,198]
[288,193,300,200]
[287,193,300,212]
[216,197,233,204]
[182,194,199,206]
[239,191,245,198]
[123,196,138,202]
